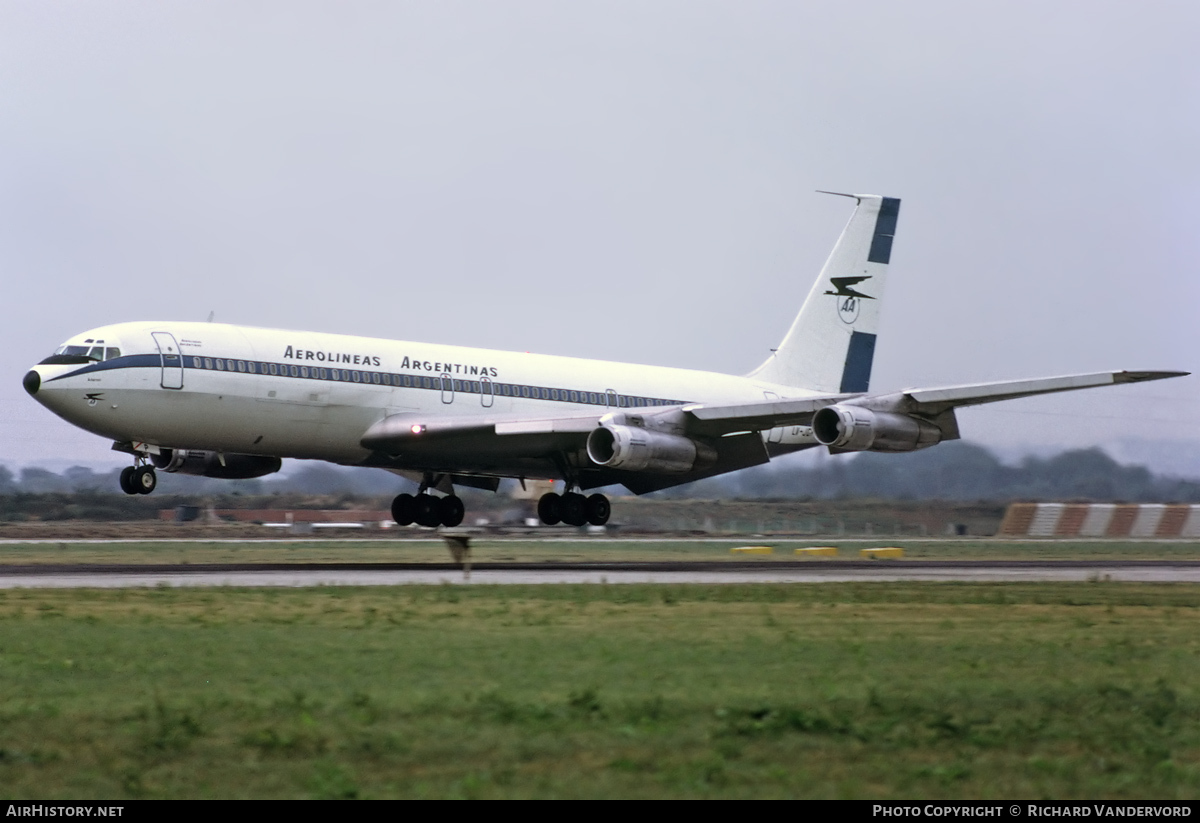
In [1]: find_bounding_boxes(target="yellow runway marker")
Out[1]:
[730,546,774,555]
[861,547,905,559]
[795,547,839,557]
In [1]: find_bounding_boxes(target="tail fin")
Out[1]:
[748,193,900,393]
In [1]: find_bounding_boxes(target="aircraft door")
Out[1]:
[151,332,184,390]
[480,377,494,408]
[606,389,618,408]
[440,373,454,405]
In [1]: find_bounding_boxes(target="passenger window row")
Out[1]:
[187,356,684,409]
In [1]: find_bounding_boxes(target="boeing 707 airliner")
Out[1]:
[23,194,1186,528]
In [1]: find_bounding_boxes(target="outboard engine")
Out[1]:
[151,449,282,479]
[811,405,942,453]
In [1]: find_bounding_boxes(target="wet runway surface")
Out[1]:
[3,560,1200,587]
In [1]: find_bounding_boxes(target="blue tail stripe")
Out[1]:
[867,197,901,264]
[839,331,876,393]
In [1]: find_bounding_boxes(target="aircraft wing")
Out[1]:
[357,369,1185,494]
[361,370,1186,450]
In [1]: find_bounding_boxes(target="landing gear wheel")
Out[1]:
[119,466,137,495]
[439,496,465,528]
[391,493,417,526]
[414,494,442,528]
[133,465,157,495]
[586,494,611,526]
[560,492,588,527]
[537,492,562,525]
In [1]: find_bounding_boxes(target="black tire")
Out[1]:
[537,492,562,525]
[133,466,157,495]
[439,496,465,528]
[415,494,441,528]
[119,466,137,495]
[560,492,587,527]
[586,494,611,526]
[391,493,416,526]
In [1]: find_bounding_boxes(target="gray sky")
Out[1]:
[2,1,1198,472]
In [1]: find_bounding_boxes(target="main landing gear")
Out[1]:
[390,492,465,528]
[119,464,157,495]
[388,481,611,530]
[536,491,610,527]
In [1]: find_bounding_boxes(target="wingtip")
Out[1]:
[1114,370,1190,383]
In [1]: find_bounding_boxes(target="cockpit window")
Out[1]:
[43,343,121,365]
[55,345,99,360]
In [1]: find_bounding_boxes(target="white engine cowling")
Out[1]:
[811,405,942,453]
[151,449,282,479]
[586,425,716,473]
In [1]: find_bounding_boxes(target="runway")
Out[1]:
[2,560,1200,588]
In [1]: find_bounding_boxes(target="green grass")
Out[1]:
[2,582,1200,798]
[4,537,1200,566]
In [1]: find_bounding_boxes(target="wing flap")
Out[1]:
[361,411,602,451]
[495,416,600,435]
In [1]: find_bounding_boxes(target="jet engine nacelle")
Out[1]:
[811,405,942,453]
[151,449,282,479]
[586,425,716,474]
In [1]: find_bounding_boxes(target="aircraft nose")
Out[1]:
[23,370,40,396]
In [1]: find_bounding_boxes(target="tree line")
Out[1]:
[1,441,1198,504]
[656,442,1200,503]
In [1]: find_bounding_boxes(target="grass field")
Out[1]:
[4,537,1200,566]
[2,581,1200,798]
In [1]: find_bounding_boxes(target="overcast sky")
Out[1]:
[2,1,1198,473]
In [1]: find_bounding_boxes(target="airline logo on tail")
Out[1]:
[824,276,874,299]
[826,276,873,324]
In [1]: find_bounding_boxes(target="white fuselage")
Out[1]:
[30,321,819,474]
